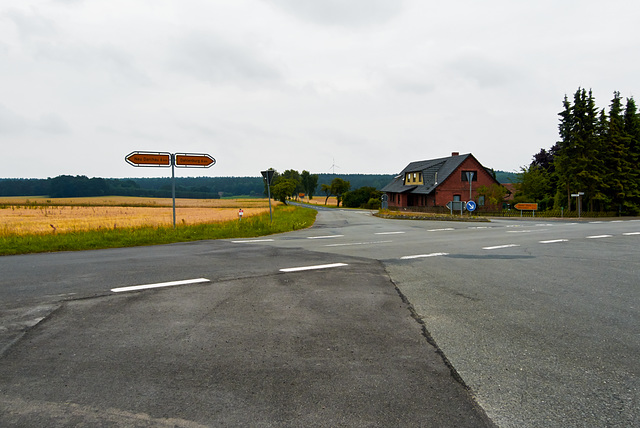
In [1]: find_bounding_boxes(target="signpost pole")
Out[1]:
[171,154,176,229]
[125,151,215,231]
[571,192,584,218]
[267,185,272,222]
[261,170,275,222]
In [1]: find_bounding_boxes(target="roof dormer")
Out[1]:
[404,171,423,185]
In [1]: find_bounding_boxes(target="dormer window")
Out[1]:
[404,172,423,185]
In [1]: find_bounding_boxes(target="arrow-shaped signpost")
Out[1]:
[125,151,216,228]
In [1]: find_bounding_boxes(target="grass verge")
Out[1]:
[0,205,316,256]
[374,209,490,222]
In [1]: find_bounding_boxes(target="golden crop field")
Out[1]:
[301,196,339,206]
[0,197,277,236]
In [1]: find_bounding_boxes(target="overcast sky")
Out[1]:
[2,0,639,179]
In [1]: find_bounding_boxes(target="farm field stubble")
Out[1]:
[0,196,275,236]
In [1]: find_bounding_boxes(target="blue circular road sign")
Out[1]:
[466,201,477,212]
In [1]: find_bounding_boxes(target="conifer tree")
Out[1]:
[601,92,634,212]
[623,98,640,212]
[554,88,601,211]
[554,94,575,210]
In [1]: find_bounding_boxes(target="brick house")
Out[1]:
[381,152,502,209]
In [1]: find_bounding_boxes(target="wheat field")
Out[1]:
[0,197,276,236]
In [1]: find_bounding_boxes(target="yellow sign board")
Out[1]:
[125,151,171,167]
[514,203,538,210]
[175,153,215,168]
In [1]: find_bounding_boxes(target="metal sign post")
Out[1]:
[261,170,275,222]
[466,171,475,200]
[381,194,388,210]
[446,201,465,215]
[571,192,584,218]
[126,151,216,229]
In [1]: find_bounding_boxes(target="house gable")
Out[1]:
[382,153,501,209]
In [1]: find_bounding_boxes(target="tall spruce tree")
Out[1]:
[555,88,601,211]
[554,94,576,210]
[601,92,635,213]
[623,97,640,213]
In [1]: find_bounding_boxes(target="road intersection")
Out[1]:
[1,208,638,427]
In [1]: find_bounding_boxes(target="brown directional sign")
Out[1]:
[174,153,216,168]
[125,151,171,167]
[514,203,538,210]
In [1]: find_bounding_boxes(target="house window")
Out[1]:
[479,195,485,206]
[453,195,461,202]
[461,170,478,182]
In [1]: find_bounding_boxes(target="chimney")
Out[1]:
[451,152,459,156]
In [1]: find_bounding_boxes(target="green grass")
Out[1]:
[0,205,317,256]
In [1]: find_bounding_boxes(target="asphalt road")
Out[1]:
[1,207,639,427]
[265,208,640,427]
[0,219,492,426]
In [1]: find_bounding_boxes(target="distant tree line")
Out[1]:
[1,169,515,202]
[0,173,396,200]
[516,88,640,215]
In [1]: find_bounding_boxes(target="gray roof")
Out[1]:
[381,153,472,194]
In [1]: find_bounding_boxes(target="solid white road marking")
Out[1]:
[483,244,520,250]
[307,235,344,239]
[374,231,406,235]
[586,235,612,239]
[280,263,348,273]
[623,232,640,236]
[111,278,210,293]
[325,240,392,247]
[507,230,544,233]
[401,252,449,260]
[540,239,568,244]
[231,239,274,243]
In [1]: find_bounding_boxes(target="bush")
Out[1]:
[342,187,382,208]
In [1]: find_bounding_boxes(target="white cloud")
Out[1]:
[263,0,404,27]
[0,104,70,135]
[168,33,283,87]
[1,0,639,179]
[3,7,57,40]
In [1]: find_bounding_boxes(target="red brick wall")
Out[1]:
[434,157,497,206]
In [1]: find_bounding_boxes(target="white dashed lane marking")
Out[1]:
[540,239,568,244]
[280,263,348,273]
[307,235,344,239]
[325,240,392,247]
[483,244,520,250]
[374,231,406,235]
[111,278,210,293]
[401,252,449,260]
